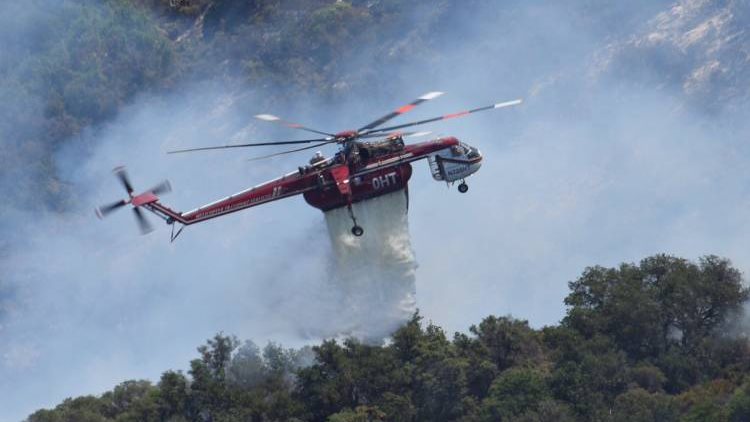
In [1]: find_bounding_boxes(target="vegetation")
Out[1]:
[0,0,712,215]
[0,0,174,217]
[26,254,750,421]
[4,2,750,420]
[0,0,439,218]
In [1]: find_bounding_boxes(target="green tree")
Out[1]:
[23,255,750,422]
[407,322,470,421]
[564,263,665,359]
[628,363,667,393]
[455,316,544,400]
[227,340,266,388]
[480,368,549,421]
[645,255,748,349]
[611,388,678,422]
[156,370,190,419]
[327,405,386,422]
[188,333,240,419]
[678,379,735,422]
[727,380,750,422]
[27,396,109,422]
[565,255,748,360]
[546,329,629,420]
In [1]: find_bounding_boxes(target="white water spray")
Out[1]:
[324,189,418,343]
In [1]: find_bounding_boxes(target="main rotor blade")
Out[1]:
[357,91,444,132]
[363,98,523,135]
[133,207,154,234]
[358,130,432,139]
[147,180,172,196]
[404,131,433,138]
[96,199,128,219]
[114,166,134,194]
[254,114,334,137]
[167,137,332,154]
[247,140,338,162]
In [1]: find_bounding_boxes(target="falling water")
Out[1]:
[323,189,418,343]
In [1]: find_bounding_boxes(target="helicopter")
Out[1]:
[95,92,522,239]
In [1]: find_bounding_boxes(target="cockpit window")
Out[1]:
[459,142,479,158]
[451,144,468,156]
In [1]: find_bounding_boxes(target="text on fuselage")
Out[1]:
[372,172,398,190]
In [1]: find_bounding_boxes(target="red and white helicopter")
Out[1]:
[96,92,522,239]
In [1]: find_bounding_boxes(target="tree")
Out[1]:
[23,255,750,421]
[645,255,748,349]
[564,255,749,366]
[480,368,549,421]
[106,380,155,415]
[188,333,240,419]
[564,263,665,359]
[611,388,678,422]
[27,396,109,422]
[677,379,735,422]
[227,340,266,388]
[628,363,667,393]
[197,332,240,382]
[327,405,386,422]
[546,330,629,420]
[727,380,750,422]
[454,316,543,400]
[157,371,190,419]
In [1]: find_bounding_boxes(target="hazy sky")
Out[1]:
[3,1,750,420]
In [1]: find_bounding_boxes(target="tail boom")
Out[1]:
[142,170,318,227]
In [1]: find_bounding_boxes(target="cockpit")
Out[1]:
[450,142,481,159]
[428,140,483,184]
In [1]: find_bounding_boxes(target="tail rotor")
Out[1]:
[132,207,154,234]
[95,166,171,235]
[147,180,172,196]
[94,199,128,219]
[114,166,134,195]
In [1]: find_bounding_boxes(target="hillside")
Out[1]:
[2,0,748,216]
[3,0,750,421]
[596,0,750,112]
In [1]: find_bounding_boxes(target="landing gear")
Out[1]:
[458,181,469,193]
[347,201,364,237]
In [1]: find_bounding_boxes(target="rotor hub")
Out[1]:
[335,130,358,141]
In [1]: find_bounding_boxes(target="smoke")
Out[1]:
[0,83,336,421]
[3,0,750,420]
[0,78,416,421]
[324,189,417,342]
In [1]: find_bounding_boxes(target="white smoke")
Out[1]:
[6,1,750,419]
[324,189,417,343]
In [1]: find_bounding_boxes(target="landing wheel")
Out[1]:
[351,225,364,237]
[458,182,469,193]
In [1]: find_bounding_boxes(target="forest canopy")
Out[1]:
[26,254,750,421]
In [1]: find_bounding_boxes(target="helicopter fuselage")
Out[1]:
[96,92,520,238]
[145,136,482,228]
